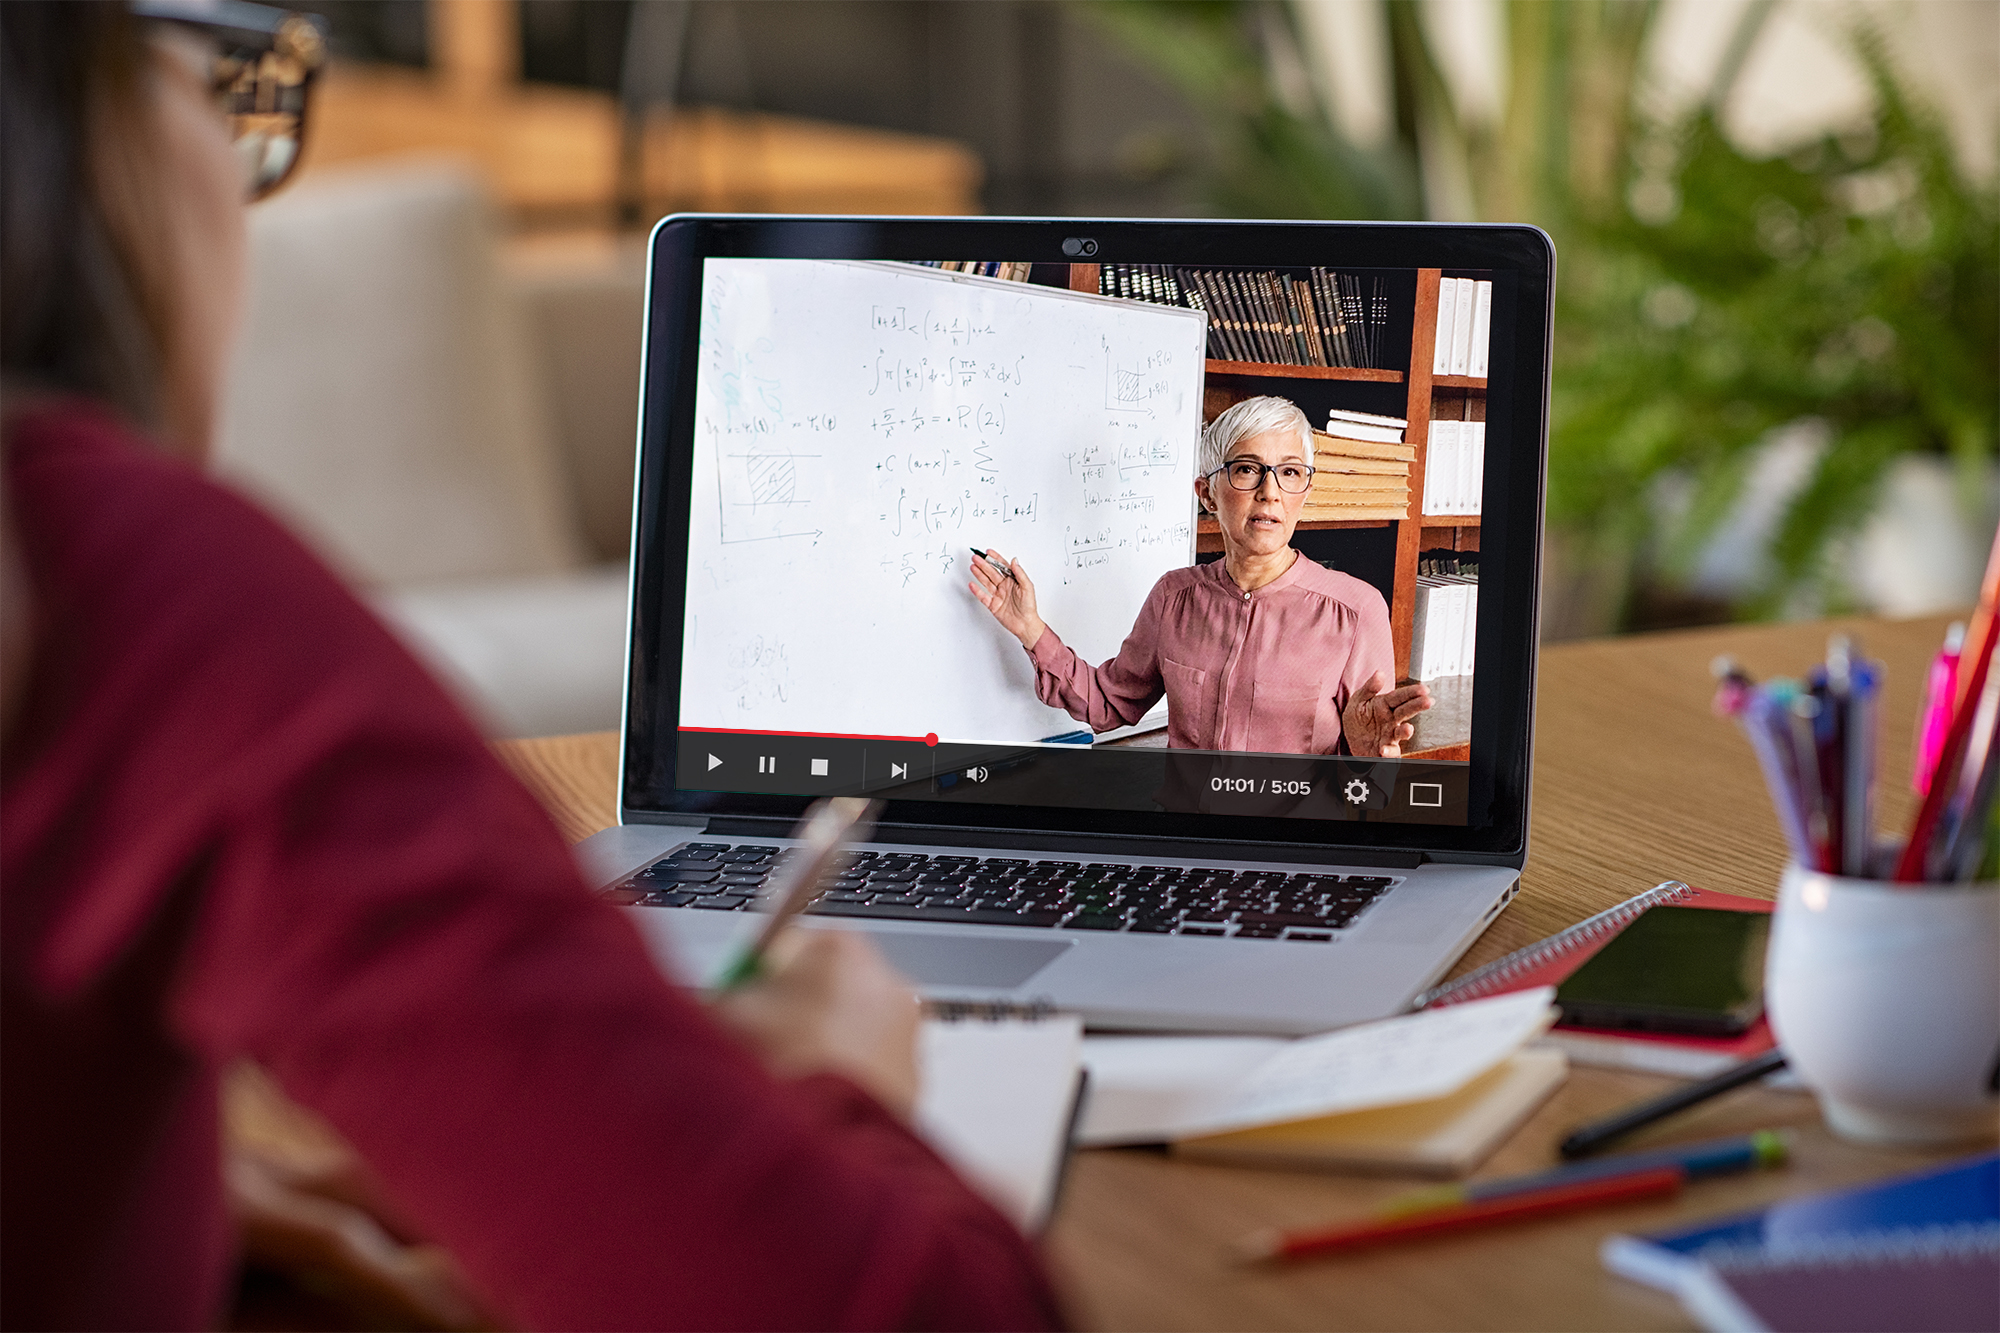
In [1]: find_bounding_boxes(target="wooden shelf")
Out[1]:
[1196,515,1395,553]
[1420,515,1481,528]
[1432,374,1488,389]
[1196,516,1395,534]
[1204,360,1404,383]
[1404,742,1471,762]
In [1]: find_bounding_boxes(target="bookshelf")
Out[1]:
[1202,361,1404,384]
[1070,264,1480,761]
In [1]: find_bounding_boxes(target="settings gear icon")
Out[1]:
[1343,777,1371,806]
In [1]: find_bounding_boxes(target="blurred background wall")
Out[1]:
[218,0,1997,734]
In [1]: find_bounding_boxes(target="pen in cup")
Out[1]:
[1914,622,1965,795]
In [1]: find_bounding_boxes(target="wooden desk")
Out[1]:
[496,612,1992,1331]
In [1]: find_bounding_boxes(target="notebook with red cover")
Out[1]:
[1415,881,1777,1077]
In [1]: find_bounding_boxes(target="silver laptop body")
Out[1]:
[582,217,1554,1035]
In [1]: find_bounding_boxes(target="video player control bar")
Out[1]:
[676,729,1469,823]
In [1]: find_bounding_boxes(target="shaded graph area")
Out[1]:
[719,449,823,544]
[745,454,799,506]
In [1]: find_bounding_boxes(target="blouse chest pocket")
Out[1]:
[1251,676,1331,755]
[1159,657,1215,748]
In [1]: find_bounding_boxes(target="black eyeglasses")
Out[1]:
[1205,459,1317,494]
[131,0,329,201]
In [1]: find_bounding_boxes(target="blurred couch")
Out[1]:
[213,159,645,737]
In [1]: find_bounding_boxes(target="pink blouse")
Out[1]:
[1027,554,1393,754]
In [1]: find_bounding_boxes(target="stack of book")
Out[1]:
[1432,277,1492,378]
[1305,409,1413,522]
[1409,551,1478,681]
[1421,419,1485,517]
[1099,264,1392,370]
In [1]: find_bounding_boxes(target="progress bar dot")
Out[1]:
[924,733,939,747]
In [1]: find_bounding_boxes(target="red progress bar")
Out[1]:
[685,726,940,746]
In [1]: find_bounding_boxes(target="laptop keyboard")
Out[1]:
[616,842,1398,941]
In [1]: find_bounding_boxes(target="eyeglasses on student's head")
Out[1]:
[131,0,329,201]
[1206,459,1317,494]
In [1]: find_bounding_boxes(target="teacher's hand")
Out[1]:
[968,548,1045,651]
[1342,670,1433,758]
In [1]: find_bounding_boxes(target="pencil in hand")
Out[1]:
[713,797,880,990]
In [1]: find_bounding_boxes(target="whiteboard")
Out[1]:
[681,259,1206,744]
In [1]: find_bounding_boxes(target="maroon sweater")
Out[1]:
[0,405,1063,1331]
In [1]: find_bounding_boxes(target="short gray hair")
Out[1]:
[1199,396,1314,477]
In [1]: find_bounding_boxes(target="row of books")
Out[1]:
[1098,264,1393,370]
[1422,419,1485,517]
[913,261,1035,282]
[1432,277,1493,379]
[1409,552,1479,681]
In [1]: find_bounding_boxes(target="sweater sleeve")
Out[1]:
[11,414,1062,1332]
[1026,581,1168,733]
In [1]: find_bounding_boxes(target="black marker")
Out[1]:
[970,548,1019,582]
[1558,1048,1788,1158]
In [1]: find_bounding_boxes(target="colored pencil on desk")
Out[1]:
[1560,1067,1792,1158]
[1238,1169,1685,1262]
[1238,1132,1788,1263]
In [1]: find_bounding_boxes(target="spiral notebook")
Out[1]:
[1603,1152,2000,1332]
[915,1003,1086,1233]
[1676,1237,2000,1333]
[1414,880,1778,1078]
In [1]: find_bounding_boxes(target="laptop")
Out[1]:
[577,217,1554,1035]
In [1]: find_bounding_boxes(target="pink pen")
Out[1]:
[1913,622,1966,795]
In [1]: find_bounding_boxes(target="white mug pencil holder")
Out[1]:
[1766,860,2000,1147]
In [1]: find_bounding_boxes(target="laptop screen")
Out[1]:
[628,223,1550,862]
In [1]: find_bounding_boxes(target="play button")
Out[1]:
[707,753,723,771]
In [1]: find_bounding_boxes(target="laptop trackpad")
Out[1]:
[862,932,1073,989]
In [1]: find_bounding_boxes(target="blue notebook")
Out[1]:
[1602,1153,2000,1296]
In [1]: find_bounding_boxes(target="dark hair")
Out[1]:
[1,2,169,433]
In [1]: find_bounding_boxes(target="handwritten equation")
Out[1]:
[871,305,999,346]
[868,352,1027,396]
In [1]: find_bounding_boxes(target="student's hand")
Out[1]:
[967,549,1046,651]
[1342,670,1433,758]
[711,930,922,1120]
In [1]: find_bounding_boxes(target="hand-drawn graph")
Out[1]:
[717,447,824,545]
[1104,337,1180,415]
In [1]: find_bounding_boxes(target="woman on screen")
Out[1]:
[970,396,1432,757]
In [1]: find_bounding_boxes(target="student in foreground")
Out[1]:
[0,4,1063,1328]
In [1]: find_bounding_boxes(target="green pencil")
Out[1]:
[713,796,879,990]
